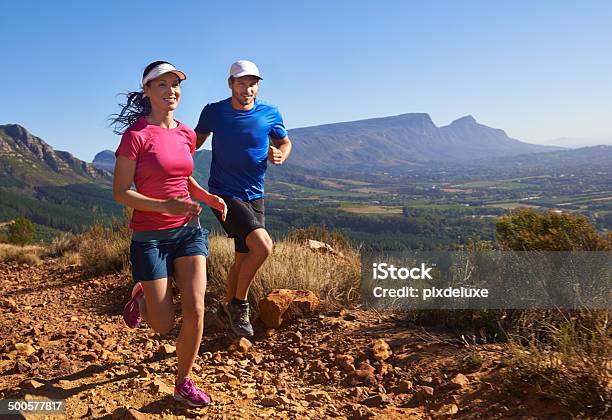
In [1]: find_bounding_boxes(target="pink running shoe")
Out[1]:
[174,377,212,407]
[123,282,143,328]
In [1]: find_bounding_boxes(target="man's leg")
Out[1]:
[225,252,248,304]
[234,228,273,300]
[221,228,272,338]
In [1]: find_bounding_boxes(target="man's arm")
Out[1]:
[268,136,292,165]
[195,131,211,150]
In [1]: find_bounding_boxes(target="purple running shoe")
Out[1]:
[174,377,211,407]
[123,282,143,328]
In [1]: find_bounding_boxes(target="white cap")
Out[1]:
[142,62,187,87]
[229,60,262,80]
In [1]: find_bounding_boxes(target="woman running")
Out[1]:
[110,60,226,407]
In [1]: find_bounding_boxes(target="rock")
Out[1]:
[306,239,344,257]
[260,396,279,407]
[258,289,319,329]
[309,360,327,373]
[305,390,330,402]
[433,403,459,418]
[151,378,173,395]
[288,331,303,343]
[220,373,238,383]
[396,380,413,393]
[112,407,148,420]
[450,373,470,389]
[14,343,37,356]
[356,361,375,375]
[346,362,377,386]
[15,359,32,373]
[82,353,97,362]
[371,339,392,361]
[344,403,375,419]
[336,354,355,372]
[159,344,176,357]
[360,393,391,407]
[21,379,45,390]
[1,297,18,311]
[234,337,252,354]
[276,395,291,405]
[412,385,434,402]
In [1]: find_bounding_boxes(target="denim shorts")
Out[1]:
[130,227,209,282]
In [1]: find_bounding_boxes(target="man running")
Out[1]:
[195,60,292,338]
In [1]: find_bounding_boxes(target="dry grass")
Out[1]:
[206,235,361,312]
[506,309,611,413]
[44,232,81,258]
[77,223,131,275]
[44,219,131,275]
[0,243,44,266]
[41,221,361,311]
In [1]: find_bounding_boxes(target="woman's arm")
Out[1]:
[188,176,227,221]
[113,155,200,217]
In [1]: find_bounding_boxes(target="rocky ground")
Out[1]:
[0,260,579,419]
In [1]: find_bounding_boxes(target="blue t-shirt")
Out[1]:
[195,98,288,200]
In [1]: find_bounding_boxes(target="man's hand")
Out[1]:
[268,145,284,165]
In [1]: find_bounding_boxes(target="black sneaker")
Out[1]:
[224,299,254,338]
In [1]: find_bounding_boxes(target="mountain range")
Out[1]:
[285,114,560,171]
[0,124,118,233]
[0,114,607,236]
[91,114,560,174]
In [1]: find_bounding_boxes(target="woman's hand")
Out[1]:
[206,195,227,222]
[162,194,201,216]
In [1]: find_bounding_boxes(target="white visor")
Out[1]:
[142,63,187,87]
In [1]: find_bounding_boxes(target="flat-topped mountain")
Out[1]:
[287,113,560,170]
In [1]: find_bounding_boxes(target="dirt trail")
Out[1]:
[0,260,574,419]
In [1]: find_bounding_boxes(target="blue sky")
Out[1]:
[2,0,611,161]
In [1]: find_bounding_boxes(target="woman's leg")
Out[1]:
[173,255,207,383]
[138,278,175,335]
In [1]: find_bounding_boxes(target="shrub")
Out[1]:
[44,232,81,258]
[496,209,611,251]
[6,218,35,246]
[497,209,610,412]
[78,220,131,275]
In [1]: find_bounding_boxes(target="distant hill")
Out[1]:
[92,150,116,173]
[540,137,612,149]
[287,114,560,171]
[0,124,121,233]
[0,124,110,185]
[462,144,612,169]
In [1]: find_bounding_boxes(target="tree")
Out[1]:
[7,218,35,246]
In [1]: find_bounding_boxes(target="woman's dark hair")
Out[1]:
[108,60,173,135]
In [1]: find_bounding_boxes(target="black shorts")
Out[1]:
[212,195,265,253]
